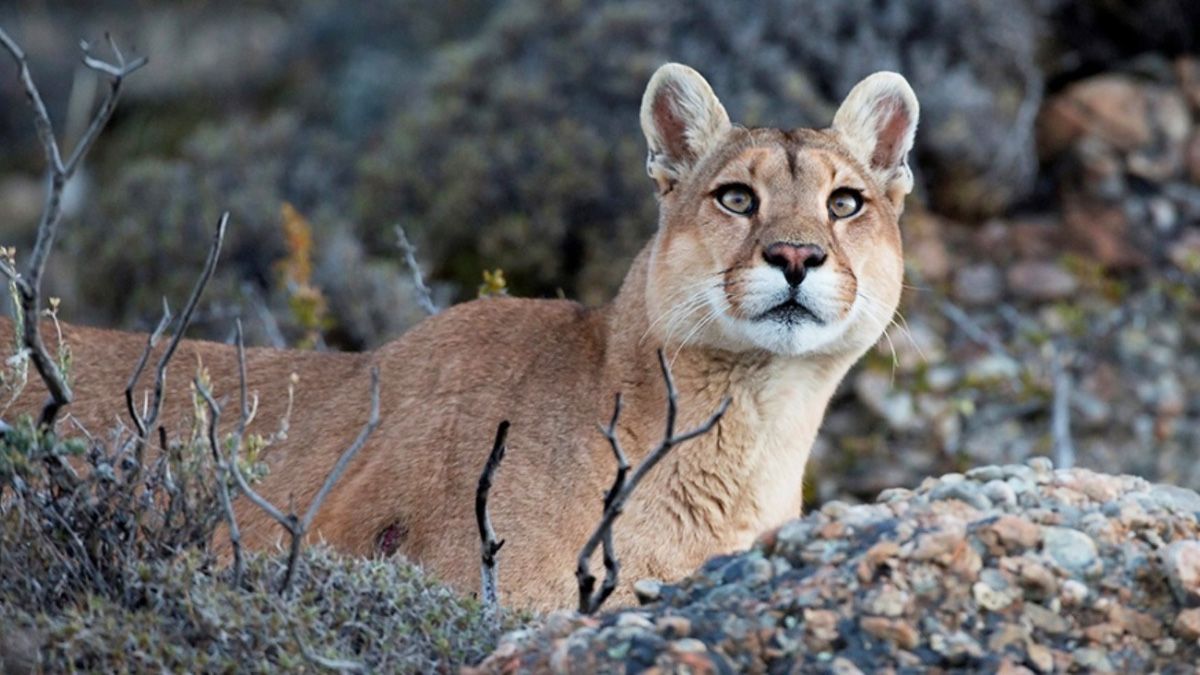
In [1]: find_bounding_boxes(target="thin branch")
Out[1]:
[394,225,438,316]
[194,380,244,588]
[234,319,250,429]
[66,35,147,176]
[576,350,731,614]
[301,367,381,532]
[139,212,229,435]
[475,420,509,626]
[124,298,173,439]
[223,366,382,594]
[1051,347,1075,470]
[593,393,629,610]
[0,29,145,427]
[938,300,1014,363]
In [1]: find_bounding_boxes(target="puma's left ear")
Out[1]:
[833,72,919,203]
[641,63,732,194]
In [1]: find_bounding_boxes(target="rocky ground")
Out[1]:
[473,461,1200,673]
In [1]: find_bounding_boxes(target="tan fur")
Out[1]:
[3,64,917,610]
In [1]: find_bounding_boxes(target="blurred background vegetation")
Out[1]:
[1,0,1198,505]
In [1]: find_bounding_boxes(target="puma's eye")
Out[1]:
[828,188,864,219]
[715,184,758,215]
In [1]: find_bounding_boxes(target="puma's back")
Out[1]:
[4,62,917,609]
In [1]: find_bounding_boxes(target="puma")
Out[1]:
[5,63,917,610]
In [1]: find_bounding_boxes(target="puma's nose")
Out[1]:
[763,242,827,286]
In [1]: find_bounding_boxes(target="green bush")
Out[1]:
[0,415,520,673]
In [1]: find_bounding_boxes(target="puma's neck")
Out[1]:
[601,246,855,558]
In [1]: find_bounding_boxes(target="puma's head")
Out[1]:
[641,63,917,359]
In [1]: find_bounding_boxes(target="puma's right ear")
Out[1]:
[833,72,919,204]
[640,63,731,193]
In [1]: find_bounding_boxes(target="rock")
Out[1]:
[854,371,920,432]
[1187,132,1200,184]
[1062,195,1146,269]
[1006,261,1079,302]
[1039,75,1192,181]
[1027,643,1054,673]
[633,578,662,605]
[983,515,1043,551]
[1042,527,1100,576]
[973,580,1019,611]
[982,480,1018,508]
[1073,647,1114,672]
[473,468,1200,673]
[953,264,1004,306]
[860,616,919,650]
[1175,608,1200,640]
[1148,484,1200,514]
[1168,229,1200,275]
[929,481,992,511]
[1162,541,1200,606]
[1039,75,1156,155]
[830,656,864,675]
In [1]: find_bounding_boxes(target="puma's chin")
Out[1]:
[721,311,854,357]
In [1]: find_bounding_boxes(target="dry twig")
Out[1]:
[219,366,382,594]
[475,420,508,626]
[126,213,229,442]
[0,29,146,427]
[1051,346,1075,470]
[576,350,731,614]
[194,380,245,588]
[395,225,438,316]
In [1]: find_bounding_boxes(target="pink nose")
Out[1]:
[763,243,827,286]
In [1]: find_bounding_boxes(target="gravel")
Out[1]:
[471,461,1200,673]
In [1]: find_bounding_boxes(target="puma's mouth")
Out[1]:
[757,298,822,325]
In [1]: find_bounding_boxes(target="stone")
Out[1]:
[1174,608,1200,640]
[1168,230,1200,275]
[633,578,663,605]
[982,480,1018,508]
[1042,527,1099,576]
[1072,647,1114,672]
[1061,579,1090,606]
[973,580,1018,611]
[1006,261,1078,302]
[1162,541,1200,606]
[985,515,1043,551]
[1038,75,1155,155]
[953,264,1003,305]
[656,616,691,637]
[830,656,864,675]
[860,616,920,650]
[1027,643,1054,673]
[1024,602,1069,635]
[854,371,920,432]
[929,481,992,511]
[910,524,968,561]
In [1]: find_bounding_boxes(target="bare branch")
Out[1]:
[139,212,229,434]
[0,28,146,427]
[234,319,250,429]
[194,380,245,588]
[223,365,382,594]
[125,298,173,438]
[395,225,438,316]
[301,367,381,531]
[576,350,731,614]
[1051,347,1075,470]
[476,420,509,626]
[67,36,147,176]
